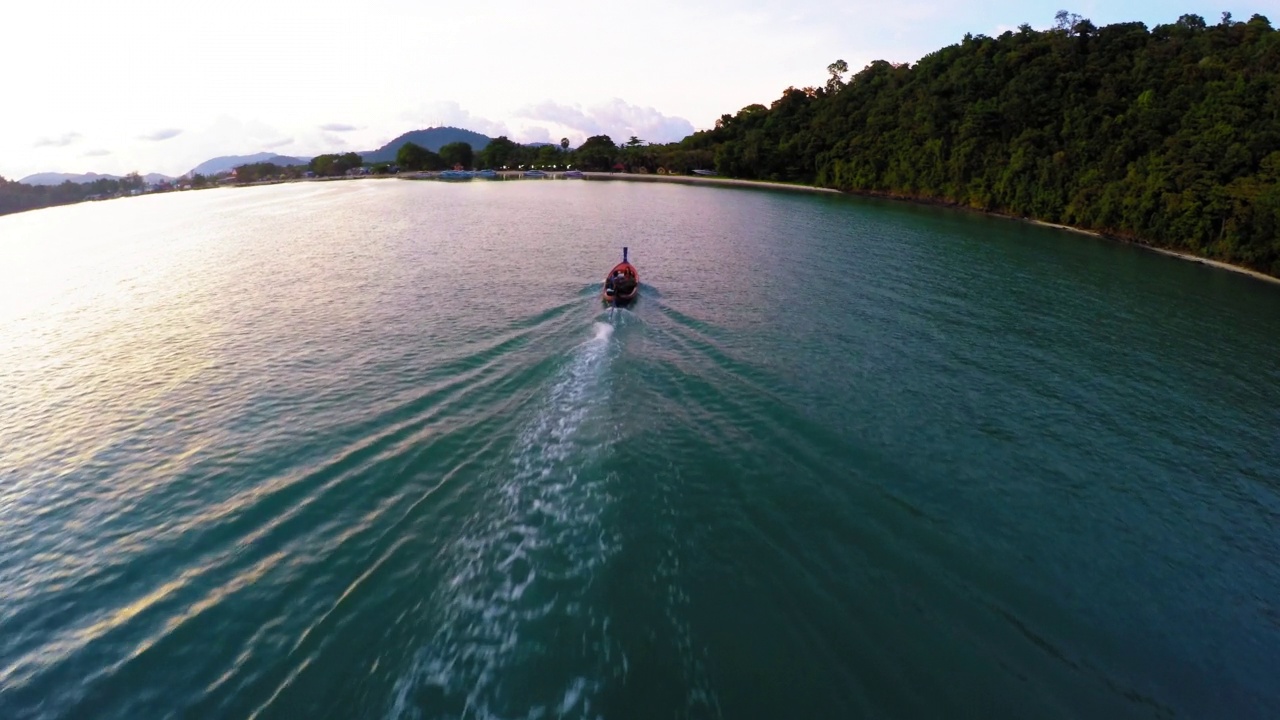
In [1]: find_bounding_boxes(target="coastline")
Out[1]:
[18,169,1272,286]
[581,172,1278,285]
[1024,220,1280,286]
[580,171,841,195]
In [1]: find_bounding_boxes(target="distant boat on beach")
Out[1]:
[563,170,584,179]
[524,170,548,178]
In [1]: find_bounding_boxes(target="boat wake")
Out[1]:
[388,321,623,720]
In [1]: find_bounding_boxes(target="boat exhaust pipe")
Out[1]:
[623,246,628,263]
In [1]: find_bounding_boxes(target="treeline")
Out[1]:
[390,135,666,172]
[0,173,147,216]
[394,138,577,171]
[648,11,1280,275]
[230,162,308,183]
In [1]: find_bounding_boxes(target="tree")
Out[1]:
[438,141,474,169]
[1176,13,1207,30]
[310,152,364,176]
[536,144,560,167]
[478,136,519,168]
[1054,10,1084,31]
[396,142,432,170]
[574,135,618,171]
[338,153,363,174]
[826,59,848,93]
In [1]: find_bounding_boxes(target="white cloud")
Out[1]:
[518,126,554,145]
[512,99,694,146]
[319,123,359,132]
[320,133,350,149]
[397,100,511,139]
[82,149,111,157]
[34,132,81,148]
[139,128,183,141]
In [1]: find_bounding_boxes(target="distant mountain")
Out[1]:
[19,131,499,186]
[188,153,310,177]
[20,172,118,185]
[19,171,174,185]
[361,127,492,164]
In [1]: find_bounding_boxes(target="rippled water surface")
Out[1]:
[2,179,1279,719]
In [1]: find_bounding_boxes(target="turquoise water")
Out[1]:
[1,179,1278,719]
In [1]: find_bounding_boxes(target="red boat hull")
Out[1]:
[603,261,639,304]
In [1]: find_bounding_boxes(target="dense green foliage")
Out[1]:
[362,126,491,163]
[574,135,624,171]
[309,153,364,177]
[651,12,1280,274]
[232,162,306,183]
[438,141,474,169]
[396,142,445,171]
[473,137,569,169]
[0,173,147,215]
[477,136,521,169]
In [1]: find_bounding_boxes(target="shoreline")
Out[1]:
[580,171,841,195]
[1023,221,1280,286]
[21,169,1272,285]
[581,172,1279,285]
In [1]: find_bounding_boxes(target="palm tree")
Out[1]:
[623,136,646,171]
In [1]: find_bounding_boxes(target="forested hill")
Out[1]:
[362,127,493,163]
[669,12,1280,276]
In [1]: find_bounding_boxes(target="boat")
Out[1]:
[476,169,499,179]
[602,247,639,306]
[524,169,548,178]
[563,170,584,179]
[438,170,472,181]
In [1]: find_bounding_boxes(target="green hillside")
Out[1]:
[654,12,1280,275]
[362,127,492,163]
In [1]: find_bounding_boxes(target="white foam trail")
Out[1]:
[389,321,620,720]
[591,321,614,343]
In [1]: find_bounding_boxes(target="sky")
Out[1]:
[3,0,1276,179]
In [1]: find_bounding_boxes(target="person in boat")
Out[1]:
[612,269,635,295]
